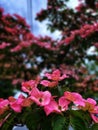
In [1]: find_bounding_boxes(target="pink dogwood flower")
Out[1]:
[9,94,24,113]
[90,105,98,123]
[21,97,33,107]
[40,80,58,87]
[0,42,10,49]
[45,69,68,81]
[44,96,70,115]
[30,88,51,106]
[80,98,97,112]
[90,106,98,123]
[41,70,68,87]
[0,99,9,115]
[22,80,38,94]
[78,98,98,123]
[91,113,98,123]
[64,91,85,107]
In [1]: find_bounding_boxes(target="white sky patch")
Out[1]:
[68,0,79,8]
[34,20,61,39]
[87,46,97,55]
[14,90,27,99]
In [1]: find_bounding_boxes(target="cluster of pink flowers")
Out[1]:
[0,69,98,125]
[60,23,98,45]
[40,69,68,87]
[0,42,10,49]
[1,34,58,53]
[0,8,59,54]
[3,7,98,53]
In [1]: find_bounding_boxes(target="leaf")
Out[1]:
[70,111,89,130]
[40,114,52,130]
[25,109,41,130]
[64,114,70,130]
[1,123,13,130]
[90,123,98,130]
[70,116,88,130]
[0,112,16,130]
[71,110,91,127]
[52,114,69,130]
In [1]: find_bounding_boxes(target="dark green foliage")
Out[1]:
[90,123,98,130]
[52,114,69,130]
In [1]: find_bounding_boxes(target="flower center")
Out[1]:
[58,106,62,110]
[39,98,43,103]
[94,114,98,117]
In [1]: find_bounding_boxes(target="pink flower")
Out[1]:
[22,80,38,94]
[22,98,33,107]
[10,45,22,52]
[80,98,96,112]
[9,95,24,113]
[45,69,60,81]
[45,69,68,81]
[64,91,85,107]
[30,88,51,106]
[20,41,31,48]
[91,106,98,114]
[86,98,96,112]
[89,104,98,123]
[44,96,70,115]
[0,42,10,49]
[0,99,9,115]
[91,113,98,123]
[88,104,98,123]
[59,96,70,109]
[79,98,98,123]
[40,80,58,87]
[65,35,75,44]
[44,99,60,115]
[0,99,9,108]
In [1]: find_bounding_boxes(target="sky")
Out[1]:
[0,0,60,38]
[0,0,79,39]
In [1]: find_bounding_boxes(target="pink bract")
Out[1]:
[64,91,85,106]
[80,98,97,112]
[44,96,70,115]
[45,69,68,81]
[0,99,9,115]
[0,99,9,109]
[9,94,24,113]
[44,99,60,115]
[91,113,98,123]
[30,88,51,106]
[22,80,38,94]
[40,80,58,87]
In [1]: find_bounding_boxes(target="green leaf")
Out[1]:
[52,114,69,130]
[25,109,41,130]
[0,113,16,130]
[71,110,91,127]
[70,111,89,130]
[1,123,13,130]
[90,123,98,130]
[64,114,70,130]
[40,114,52,130]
